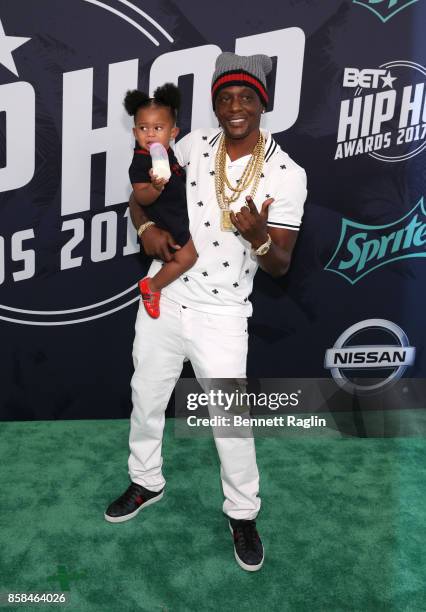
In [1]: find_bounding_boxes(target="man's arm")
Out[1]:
[230,196,299,277]
[129,192,149,227]
[129,193,180,262]
[255,227,298,277]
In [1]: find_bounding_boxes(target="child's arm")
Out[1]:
[132,172,168,206]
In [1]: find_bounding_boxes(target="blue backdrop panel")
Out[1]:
[0,0,425,419]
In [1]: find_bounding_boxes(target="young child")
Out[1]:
[124,84,197,318]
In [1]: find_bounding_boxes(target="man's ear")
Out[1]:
[171,126,180,140]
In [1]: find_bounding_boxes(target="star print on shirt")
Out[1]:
[213,241,219,247]
[191,181,196,186]
[197,201,203,207]
[222,262,229,267]
[280,164,286,170]
[202,136,208,140]
[202,271,208,276]
[183,276,189,282]
[204,221,211,227]
[203,152,209,157]
[212,289,218,294]
[209,171,215,176]
[233,282,239,287]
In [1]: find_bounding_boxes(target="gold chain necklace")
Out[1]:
[214,132,265,231]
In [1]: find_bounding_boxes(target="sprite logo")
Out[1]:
[353,0,419,22]
[325,198,426,284]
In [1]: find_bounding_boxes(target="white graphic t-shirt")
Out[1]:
[148,128,307,317]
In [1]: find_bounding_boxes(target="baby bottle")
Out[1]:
[149,142,171,180]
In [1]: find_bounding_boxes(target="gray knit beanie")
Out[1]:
[211,52,273,108]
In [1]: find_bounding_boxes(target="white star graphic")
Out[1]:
[381,71,397,89]
[0,17,31,77]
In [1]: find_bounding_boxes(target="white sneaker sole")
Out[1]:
[104,490,164,523]
[229,522,264,572]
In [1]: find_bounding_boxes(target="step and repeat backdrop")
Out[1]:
[0,0,425,419]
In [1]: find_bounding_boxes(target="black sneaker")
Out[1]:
[104,482,164,523]
[229,518,264,571]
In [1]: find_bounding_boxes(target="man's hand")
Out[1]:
[229,195,274,249]
[140,225,181,262]
[230,194,299,277]
[129,193,180,262]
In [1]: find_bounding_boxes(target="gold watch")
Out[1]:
[253,234,272,256]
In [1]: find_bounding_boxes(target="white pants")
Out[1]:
[128,295,261,520]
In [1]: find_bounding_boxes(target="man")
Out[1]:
[105,52,307,572]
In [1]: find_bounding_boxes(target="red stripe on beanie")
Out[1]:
[212,73,268,103]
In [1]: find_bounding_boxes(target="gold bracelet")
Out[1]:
[137,221,155,239]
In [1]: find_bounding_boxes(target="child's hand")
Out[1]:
[149,168,168,192]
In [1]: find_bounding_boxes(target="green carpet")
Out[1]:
[0,419,425,612]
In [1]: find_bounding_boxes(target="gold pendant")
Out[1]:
[220,209,233,232]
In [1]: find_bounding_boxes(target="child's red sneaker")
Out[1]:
[138,277,161,318]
